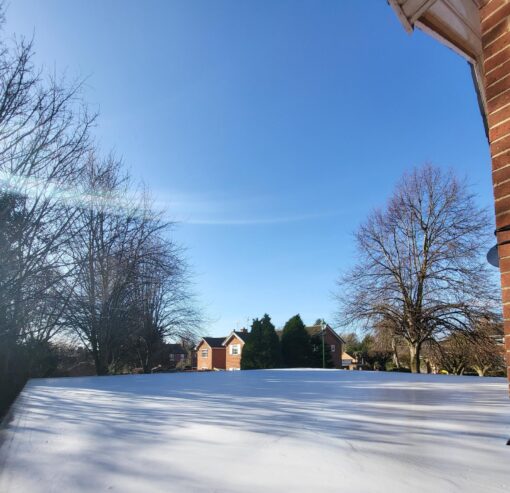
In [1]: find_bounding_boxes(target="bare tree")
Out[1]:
[427,335,470,375]
[62,154,201,375]
[62,154,145,374]
[337,165,499,372]
[469,317,505,376]
[126,237,202,373]
[0,27,93,409]
[427,316,505,376]
[0,8,201,416]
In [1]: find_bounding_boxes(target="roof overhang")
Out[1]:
[222,332,246,346]
[195,339,206,350]
[327,327,346,345]
[196,338,223,350]
[307,325,346,344]
[388,0,488,133]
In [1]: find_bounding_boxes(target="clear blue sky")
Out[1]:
[7,0,493,336]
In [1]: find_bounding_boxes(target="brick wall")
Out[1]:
[212,348,227,370]
[323,331,343,369]
[481,0,510,382]
[196,341,212,370]
[225,336,244,370]
[196,342,226,370]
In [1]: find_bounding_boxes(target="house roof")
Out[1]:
[223,330,249,346]
[167,344,187,355]
[342,352,357,363]
[200,337,227,349]
[305,324,345,344]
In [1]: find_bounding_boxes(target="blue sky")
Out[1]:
[7,0,493,335]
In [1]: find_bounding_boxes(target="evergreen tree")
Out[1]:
[259,314,281,368]
[241,314,281,369]
[281,314,312,367]
[241,318,263,369]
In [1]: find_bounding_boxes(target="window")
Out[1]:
[230,344,240,355]
[169,353,175,361]
[201,349,208,358]
[330,345,336,352]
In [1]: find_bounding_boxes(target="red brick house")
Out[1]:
[223,330,249,370]
[196,325,344,371]
[195,337,226,370]
[305,324,345,369]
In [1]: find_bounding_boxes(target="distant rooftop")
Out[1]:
[201,337,226,348]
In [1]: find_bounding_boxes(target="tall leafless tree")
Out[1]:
[337,165,499,372]
[62,154,201,375]
[125,236,202,372]
[427,315,505,376]
[0,9,201,415]
[0,28,93,405]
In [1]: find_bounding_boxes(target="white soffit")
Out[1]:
[388,0,487,117]
[389,0,482,59]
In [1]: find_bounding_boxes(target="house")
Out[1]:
[195,337,226,370]
[305,324,345,369]
[341,352,358,370]
[196,324,343,371]
[223,330,249,371]
[167,344,188,368]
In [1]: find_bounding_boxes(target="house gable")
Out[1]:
[195,337,227,370]
[196,339,209,351]
[305,324,345,344]
[306,324,344,369]
[223,331,247,370]
[223,331,248,346]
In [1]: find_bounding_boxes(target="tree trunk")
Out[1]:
[92,346,107,375]
[409,343,421,373]
[392,337,400,369]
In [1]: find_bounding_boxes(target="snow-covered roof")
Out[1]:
[2,370,509,492]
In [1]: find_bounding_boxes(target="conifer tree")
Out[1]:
[260,314,281,368]
[241,314,281,369]
[281,314,312,367]
[241,318,263,369]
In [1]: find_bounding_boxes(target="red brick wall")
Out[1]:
[323,331,343,369]
[196,341,212,370]
[196,341,226,370]
[225,336,244,370]
[212,348,227,370]
[481,0,510,382]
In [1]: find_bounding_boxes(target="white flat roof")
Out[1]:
[1,370,509,492]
